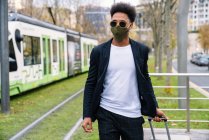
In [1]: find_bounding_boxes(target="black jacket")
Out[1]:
[83,39,158,121]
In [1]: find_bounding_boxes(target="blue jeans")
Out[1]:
[96,107,144,140]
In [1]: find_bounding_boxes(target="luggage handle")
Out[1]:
[148,116,167,122]
[148,116,171,140]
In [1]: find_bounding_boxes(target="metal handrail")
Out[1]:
[157,97,209,100]
[160,109,209,111]
[153,86,209,89]
[149,73,209,132]
[150,73,209,76]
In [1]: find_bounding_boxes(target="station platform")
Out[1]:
[144,128,209,140]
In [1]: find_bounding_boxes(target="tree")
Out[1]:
[198,24,209,54]
[164,0,178,94]
[8,0,107,42]
[143,1,164,73]
[13,0,34,16]
[140,0,178,94]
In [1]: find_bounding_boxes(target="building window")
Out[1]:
[23,35,41,66]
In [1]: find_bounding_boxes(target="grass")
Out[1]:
[21,94,83,140]
[0,73,88,139]
[0,57,208,140]
[71,57,209,140]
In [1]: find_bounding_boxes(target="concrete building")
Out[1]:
[135,5,150,31]
[135,4,153,44]
[84,6,111,42]
[188,0,209,31]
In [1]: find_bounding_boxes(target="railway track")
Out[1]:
[9,88,84,140]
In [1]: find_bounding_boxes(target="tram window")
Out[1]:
[52,40,58,62]
[9,39,18,72]
[15,29,23,52]
[23,36,41,66]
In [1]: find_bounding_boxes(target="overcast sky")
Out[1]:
[33,0,140,8]
[87,0,140,7]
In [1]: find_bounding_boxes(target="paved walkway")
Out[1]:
[144,128,209,140]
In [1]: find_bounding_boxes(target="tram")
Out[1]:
[5,12,98,96]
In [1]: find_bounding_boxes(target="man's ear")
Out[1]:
[129,23,133,29]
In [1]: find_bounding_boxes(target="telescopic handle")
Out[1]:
[148,116,168,122]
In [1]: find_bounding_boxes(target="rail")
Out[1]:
[149,73,209,132]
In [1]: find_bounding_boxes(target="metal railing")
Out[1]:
[149,73,209,132]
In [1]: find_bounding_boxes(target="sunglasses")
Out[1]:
[110,20,127,28]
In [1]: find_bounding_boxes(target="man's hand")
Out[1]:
[82,117,93,133]
[153,108,168,122]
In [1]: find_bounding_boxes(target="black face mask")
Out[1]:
[111,26,129,42]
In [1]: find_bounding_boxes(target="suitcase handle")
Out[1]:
[148,116,167,122]
[148,116,171,140]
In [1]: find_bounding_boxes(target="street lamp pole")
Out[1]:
[0,0,10,113]
[177,0,191,109]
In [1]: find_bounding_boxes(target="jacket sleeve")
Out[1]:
[143,47,159,108]
[83,48,98,119]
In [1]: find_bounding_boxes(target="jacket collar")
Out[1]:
[103,38,139,60]
[130,39,140,62]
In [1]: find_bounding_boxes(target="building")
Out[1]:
[135,5,150,31]
[188,0,209,31]
[84,5,111,42]
[135,4,152,43]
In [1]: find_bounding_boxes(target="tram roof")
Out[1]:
[9,12,67,32]
[8,12,97,40]
[80,33,97,40]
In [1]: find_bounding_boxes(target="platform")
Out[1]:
[144,128,209,140]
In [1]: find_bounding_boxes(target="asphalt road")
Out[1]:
[173,60,209,92]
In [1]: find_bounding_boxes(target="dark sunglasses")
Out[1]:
[110,20,127,28]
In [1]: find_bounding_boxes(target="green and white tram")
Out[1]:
[4,13,98,96]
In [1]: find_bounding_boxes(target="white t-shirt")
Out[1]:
[100,44,142,118]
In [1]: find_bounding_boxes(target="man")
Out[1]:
[82,2,167,140]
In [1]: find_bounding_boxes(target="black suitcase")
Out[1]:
[148,117,171,140]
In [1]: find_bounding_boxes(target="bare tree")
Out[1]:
[140,0,178,95]
[16,0,34,16]
[164,0,178,94]
[143,1,165,73]
[8,0,15,12]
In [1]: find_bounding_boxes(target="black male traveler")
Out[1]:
[82,2,167,140]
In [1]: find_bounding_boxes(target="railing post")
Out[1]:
[0,0,10,114]
[186,76,190,132]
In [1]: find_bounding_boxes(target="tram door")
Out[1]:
[42,36,51,81]
[59,39,65,72]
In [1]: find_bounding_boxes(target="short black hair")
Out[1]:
[110,2,136,22]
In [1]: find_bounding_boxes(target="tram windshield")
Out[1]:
[9,39,17,72]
